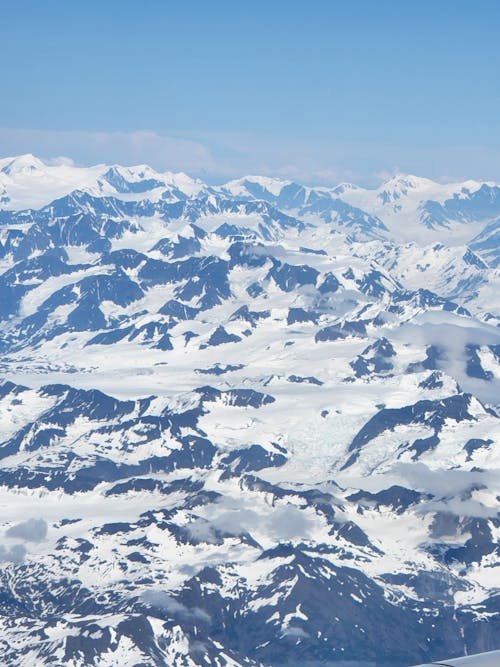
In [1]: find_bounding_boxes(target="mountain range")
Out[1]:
[0,154,498,667]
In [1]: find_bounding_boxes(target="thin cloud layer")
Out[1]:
[141,590,210,623]
[0,128,214,176]
[3,127,499,186]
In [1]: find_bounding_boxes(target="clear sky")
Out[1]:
[2,0,499,184]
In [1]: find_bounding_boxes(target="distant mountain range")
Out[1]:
[0,155,498,667]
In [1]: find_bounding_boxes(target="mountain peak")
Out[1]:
[379,173,438,192]
[0,153,46,176]
[331,182,361,195]
[224,175,291,197]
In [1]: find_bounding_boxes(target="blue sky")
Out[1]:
[2,0,499,184]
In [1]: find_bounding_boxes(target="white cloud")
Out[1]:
[141,590,210,623]
[0,544,26,564]
[6,518,48,542]
[185,498,317,546]
[389,317,500,405]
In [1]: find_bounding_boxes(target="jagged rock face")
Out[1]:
[0,157,499,667]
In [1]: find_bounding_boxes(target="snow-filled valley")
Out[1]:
[0,155,498,667]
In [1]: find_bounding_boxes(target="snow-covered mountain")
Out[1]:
[0,156,499,667]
